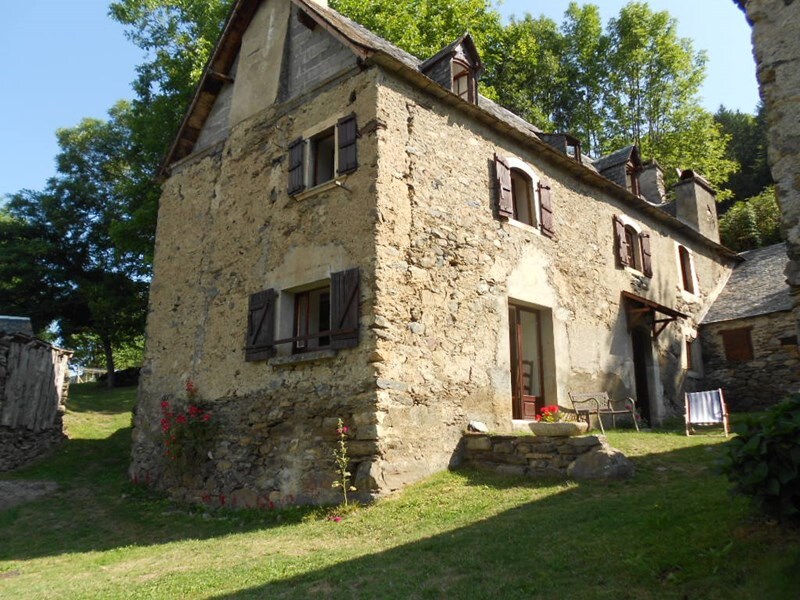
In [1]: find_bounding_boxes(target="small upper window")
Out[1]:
[627,163,640,196]
[495,155,555,238]
[452,60,472,101]
[287,114,359,195]
[510,168,536,227]
[613,216,652,277]
[310,128,335,186]
[678,245,695,294]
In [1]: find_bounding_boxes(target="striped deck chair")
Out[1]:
[685,389,729,437]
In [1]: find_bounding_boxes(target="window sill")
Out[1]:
[291,177,346,201]
[505,218,541,235]
[624,266,650,279]
[680,289,699,303]
[268,349,337,366]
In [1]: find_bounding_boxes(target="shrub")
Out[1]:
[722,394,800,524]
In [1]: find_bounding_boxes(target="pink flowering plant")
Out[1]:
[534,405,562,423]
[331,418,357,506]
[160,380,217,473]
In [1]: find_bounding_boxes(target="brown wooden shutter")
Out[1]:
[640,231,653,277]
[721,328,754,362]
[337,114,358,174]
[538,179,554,238]
[288,137,305,195]
[246,288,276,361]
[330,268,359,349]
[613,216,629,267]
[495,154,513,218]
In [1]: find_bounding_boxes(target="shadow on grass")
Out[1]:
[203,443,800,600]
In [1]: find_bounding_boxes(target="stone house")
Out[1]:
[700,243,799,411]
[130,0,741,505]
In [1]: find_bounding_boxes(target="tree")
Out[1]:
[720,187,782,251]
[715,103,773,204]
[107,0,234,266]
[330,0,506,99]
[552,2,608,155]
[0,104,149,387]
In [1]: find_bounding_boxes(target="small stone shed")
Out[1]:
[0,317,72,471]
[130,0,741,506]
[700,243,799,411]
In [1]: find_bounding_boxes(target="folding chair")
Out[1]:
[685,388,729,437]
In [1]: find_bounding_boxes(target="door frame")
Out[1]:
[508,303,545,420]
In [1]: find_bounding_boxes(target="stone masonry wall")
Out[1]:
[368,72,735,491]
[739,0,800,338]
[701,311,800,411]
[461,433,633,480]
[130,68,384,506]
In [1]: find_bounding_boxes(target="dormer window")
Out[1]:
[452,60,473,101]
[565,136,582,164]
[420,33,483,106]
[626,162,641,196]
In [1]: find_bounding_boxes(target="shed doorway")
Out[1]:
[508,304,544,419]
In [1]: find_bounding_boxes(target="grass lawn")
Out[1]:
[1,383,799,599]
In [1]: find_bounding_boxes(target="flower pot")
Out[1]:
[526,421,589,437]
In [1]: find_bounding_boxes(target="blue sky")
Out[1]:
[0,0,758,199]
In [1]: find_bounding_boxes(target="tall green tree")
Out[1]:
[552,2,608,155]
[107,0,234,265]
[715,103,772,203]
[719,187,782,251]
[0,104,149,387]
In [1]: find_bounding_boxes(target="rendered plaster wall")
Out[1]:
[740,0,800,337]
[701,311,800,411]
[368,72,735,490]
[130,68,383,506]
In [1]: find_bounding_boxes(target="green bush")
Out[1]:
[722,394,800,524]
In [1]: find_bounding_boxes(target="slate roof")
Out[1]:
[162,0,739,261]
[703,243,792,324]
[0,316,34,336]
[592,146,639,173]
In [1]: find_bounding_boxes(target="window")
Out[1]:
[613,216,652,276]
[452,60,473,102]
[310,128,335,186]
[720,327,754,362]
[685,337,702,373]
[245,268,360,362]
[495,154,555,238]
[294,286,331,352]
[678,245,695,294]
[510,169,536,227]
[627,163,640,196]
[287,114,358,195]
[565,136,582,164]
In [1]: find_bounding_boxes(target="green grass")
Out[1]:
[1,383,799,599]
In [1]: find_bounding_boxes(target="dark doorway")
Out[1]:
[631,326,652,424]
[509,305,544,419]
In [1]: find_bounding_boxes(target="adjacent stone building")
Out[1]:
[736,0,800,342]
[701,243,799,411]
[0,317,72,471]
[130,0,743,505]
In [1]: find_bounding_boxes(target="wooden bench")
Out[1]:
[567,392,640,434]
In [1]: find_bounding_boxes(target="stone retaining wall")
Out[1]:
[461,433,634,480]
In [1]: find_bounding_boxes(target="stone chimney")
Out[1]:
[639,160,665,205]
[671,170,720,243]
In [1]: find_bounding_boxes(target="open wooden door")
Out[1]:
[509,305,544,419]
